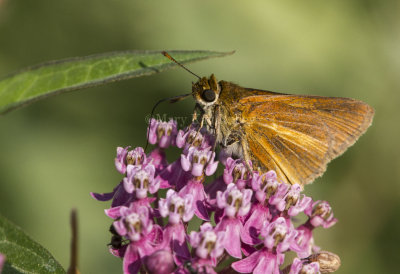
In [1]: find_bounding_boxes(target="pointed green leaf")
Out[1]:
[0,215,65,273]
[0,50,234,115]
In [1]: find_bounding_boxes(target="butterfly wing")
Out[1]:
[219,84,374,186]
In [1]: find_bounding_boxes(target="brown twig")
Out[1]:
[67,209,80,274]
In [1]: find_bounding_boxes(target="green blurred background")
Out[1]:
[0,0,399,273]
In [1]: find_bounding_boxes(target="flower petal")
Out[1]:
[123,177,134,194]
[222,218,242,258]
[253,252,280,274]
[90,191,114,201]
[242,205,268,245]
[105,206,123,219]
[123,245,141,274]
[180,154,191,172]
[231,249,261,273]
[205,160,219,176]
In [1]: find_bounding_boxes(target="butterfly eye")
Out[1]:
[201,89,216,102]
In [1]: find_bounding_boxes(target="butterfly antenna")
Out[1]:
[162,51,201,79]
[144,93,191,152]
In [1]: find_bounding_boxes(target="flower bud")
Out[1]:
[307,251,341,273]
[144,250,175,274]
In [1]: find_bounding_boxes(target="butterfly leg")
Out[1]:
[192,111,198,123]
[240,138,253,172]
[192,103,204,124]
[211,105,221,152]
[188,104,206,147]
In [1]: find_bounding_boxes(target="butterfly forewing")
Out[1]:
[219,86,374,186]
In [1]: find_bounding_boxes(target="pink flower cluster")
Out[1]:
[91,119,339,274]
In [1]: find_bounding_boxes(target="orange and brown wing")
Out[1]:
[218,81,286,105]
[238,94,374,185]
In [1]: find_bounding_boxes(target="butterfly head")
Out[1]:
[192,74,220,107]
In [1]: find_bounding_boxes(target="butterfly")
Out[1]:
[163,52,374,186]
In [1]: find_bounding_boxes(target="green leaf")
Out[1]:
[0,215,65,274]
[0,50,233,115]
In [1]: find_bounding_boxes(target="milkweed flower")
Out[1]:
[181,146,218,177]
[176,126,214,153]
[148,118,177,148]
[242,171,278,245]
[232,217,297,274]
[269,183,312,217]
[291,201,337,258]
[158,190,194,264]
[252,170,279,203]
[306,200,337,229]
[189,223,225,262]
[159,189,194,224]
[115,146,148,174]
[123,164,159,198]
[91,119,341,274]
[214,183,252,258]
[223,158,253,189]
[112,205,163,273]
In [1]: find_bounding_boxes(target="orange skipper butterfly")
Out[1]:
[163,52,374,186]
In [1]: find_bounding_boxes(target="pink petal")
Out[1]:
[223,169,233,184]
[115,158,126,174]
[192,163,205,177]
[288,196,312,216]
[90,191,114,201]
[136,189,147,199]
[235,179,247,189]
[113,219,127,236]
[111,184,132,207]
[171,227,190,263]
[123,245,141,274]
[241,243,257,257]
[205,160,219,176]
[231,249,261,273]
[148,121,158,145]
[147,225,163,245]
[105,206,123,219]
[253,253,280,274]
[137,238,156,258]
[158,136,169,148]
[323,217,338,228]
[255,190,266,203]
[149,179,160,194]
[180,181,209,220]
[158,199,168,218]
[180,154,191,172]
[123,178,134,194]
[242,205,268,245]
[194,200,210,221]
[219,218,242,259]
[175,130,186,148]
[205,177,227,199]
[189,231,201,247]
